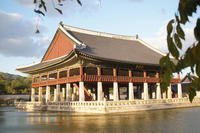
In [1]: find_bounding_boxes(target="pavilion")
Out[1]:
[16,22,186,113]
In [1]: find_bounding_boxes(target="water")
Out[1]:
[0,107,200,133]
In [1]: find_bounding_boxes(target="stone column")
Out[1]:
[143,83,149,100]
[97,82,103,101]
[113,82,119,101]
[79,81,85,101]
[61,87,65,101]
[167,84,172,99]
[178,83,182,98]
[56,84,60,101]
[162,91,167,99]
[38,87,43,102]
[45,86,50,103]
[156,83,161,99]
[31,88,35,102]
[129,82,134,100]
[152,91,156,99]
[66,83,71,101]
[54,88,57,102]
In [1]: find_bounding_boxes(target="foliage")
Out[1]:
[0,72,31,94]
[33,0,82,33]
[160,0,200,102]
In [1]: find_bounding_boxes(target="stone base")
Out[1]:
[15,98,200,113]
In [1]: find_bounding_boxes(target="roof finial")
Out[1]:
[59,21,63,27]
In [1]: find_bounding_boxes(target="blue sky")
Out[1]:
[0,0,196,76]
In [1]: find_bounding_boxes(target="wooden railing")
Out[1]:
[32,75,180,88]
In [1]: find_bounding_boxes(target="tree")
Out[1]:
[160,0,200,102]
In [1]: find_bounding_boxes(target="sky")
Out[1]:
[0,0,197,76]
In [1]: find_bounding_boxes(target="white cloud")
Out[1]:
[144,22,196,55]
[0,11,50,57]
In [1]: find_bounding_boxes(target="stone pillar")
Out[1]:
[56,84,60,101]
[152,92,156,99]
[61,87,65,101]
[129,82,134,100]
[156,83,161,99]
[178,83,182,98]
[31,88,35,102]
[167,84,172,99]
[38,87,43,102]
[54,88,57,102]
[162,91,167,99]
[79,81,85,101]
[97,82,103,101]
[45,86,50,103]
[113,82,119,101]
[143,83,149,100]
[66,83,71,101]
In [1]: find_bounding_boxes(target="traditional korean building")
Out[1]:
[16,22,184,112]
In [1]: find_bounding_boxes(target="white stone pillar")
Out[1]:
[54,88,57,102]
[45,86,50,103]
[156,83,161,99]
[79,81,85,101]
[162,91,167,99]
[66,83,71,101]
[167,85,172,99]
[62,87,65,101]
[38,87,43,102]
[31,88,35,102]
[129,82,134,100]
[113,82,119,101]
[152,92,156,99]
[56,84,60,101]
[143,83,149,100]
[178,83,182,98]
[97,82,103,101]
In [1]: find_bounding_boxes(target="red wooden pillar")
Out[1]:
[80,65,83,81]
[113,68,117,77]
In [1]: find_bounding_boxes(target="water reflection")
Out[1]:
[1,107,200,133]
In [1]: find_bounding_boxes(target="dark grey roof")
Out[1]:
[66,29,164,66]
[16,51,75,73]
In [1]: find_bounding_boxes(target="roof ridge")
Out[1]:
[62,23,137,41]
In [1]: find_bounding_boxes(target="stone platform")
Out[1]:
[14,97,200,113]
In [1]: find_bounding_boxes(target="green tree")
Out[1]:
[0,73,6,94]
[160,0,200,102]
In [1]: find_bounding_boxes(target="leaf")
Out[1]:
[34,9,45,16]
[167,19,174,35]
[77,0,82,6]
[187,87,196,102]
[41,0,47,11]
[196,63,200,77]
[167,36,179,59]
[176,24,185,40]
[33,0,37,4]
[174,33,182,49]
[55,8,63,14]
[194,18,200,41]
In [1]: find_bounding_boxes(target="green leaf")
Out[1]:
[167,19,174,35]
[174,33,182,49]
[194,18,200,41]
[167,36,179,59]
[176,24,185,40]
[55,8,62,14]
[187,87,196,102]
